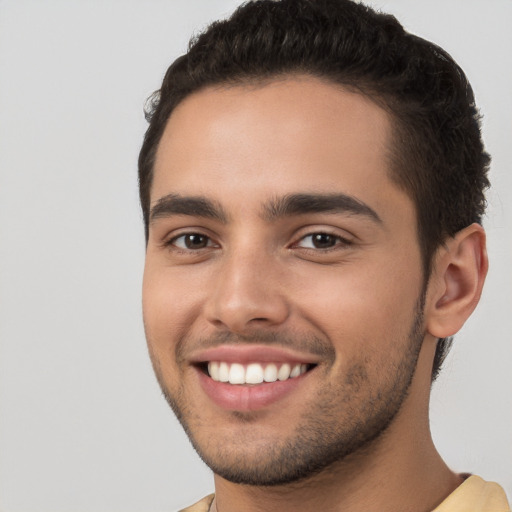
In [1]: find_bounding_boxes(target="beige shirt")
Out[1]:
[179,475,510,512]
[179,494,214,512]
[432,476,510,512]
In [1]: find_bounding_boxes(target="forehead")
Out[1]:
[152,76,404,218]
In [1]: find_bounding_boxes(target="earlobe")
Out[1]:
[426,223,488,338]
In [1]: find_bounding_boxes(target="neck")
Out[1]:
[211,339,462,512]
[212,435,461,512]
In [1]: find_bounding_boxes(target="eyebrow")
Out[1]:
[262,193,382,223]
[149,192,382,225]
[150,193,228,223]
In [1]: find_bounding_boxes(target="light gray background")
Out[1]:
[0,1,510,511]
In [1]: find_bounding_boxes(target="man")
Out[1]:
[138,0,510,511]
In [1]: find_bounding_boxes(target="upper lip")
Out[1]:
[188,344,322,365]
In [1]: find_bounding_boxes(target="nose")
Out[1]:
[204,246,290,334]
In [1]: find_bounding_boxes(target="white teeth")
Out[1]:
[277,363,291,381]
[228,363,245,384]
[290,364,301,378]
[207,361,310,384]
[219,362,230,382]
[263,363,278,383]
[208,362,220,381]
[245,363,264,384]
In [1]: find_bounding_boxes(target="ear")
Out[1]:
[425,223,488,338]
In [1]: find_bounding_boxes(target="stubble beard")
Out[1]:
[150,297,426,487]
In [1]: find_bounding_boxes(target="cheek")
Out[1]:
[290,259,422,349]
[142,269,195,393]
[142,263,212,359]
[143,267,183,351]
[144,263,194,317]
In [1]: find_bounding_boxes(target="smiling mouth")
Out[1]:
[199,361,316,385]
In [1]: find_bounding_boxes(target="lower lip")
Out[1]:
[196,368,309,412]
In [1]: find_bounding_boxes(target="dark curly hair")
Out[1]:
[138,0,490,380]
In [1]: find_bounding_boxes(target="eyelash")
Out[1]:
[166,232,218,251]
[165,231,353,253]
[293,232,353,251]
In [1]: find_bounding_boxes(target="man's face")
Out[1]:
[143,77,427,485]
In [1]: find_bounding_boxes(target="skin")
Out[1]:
[142,76,487,512]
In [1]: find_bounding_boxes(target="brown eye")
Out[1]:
[297,232,344,250]
[172,233,212,250]
[311,233,337,249]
